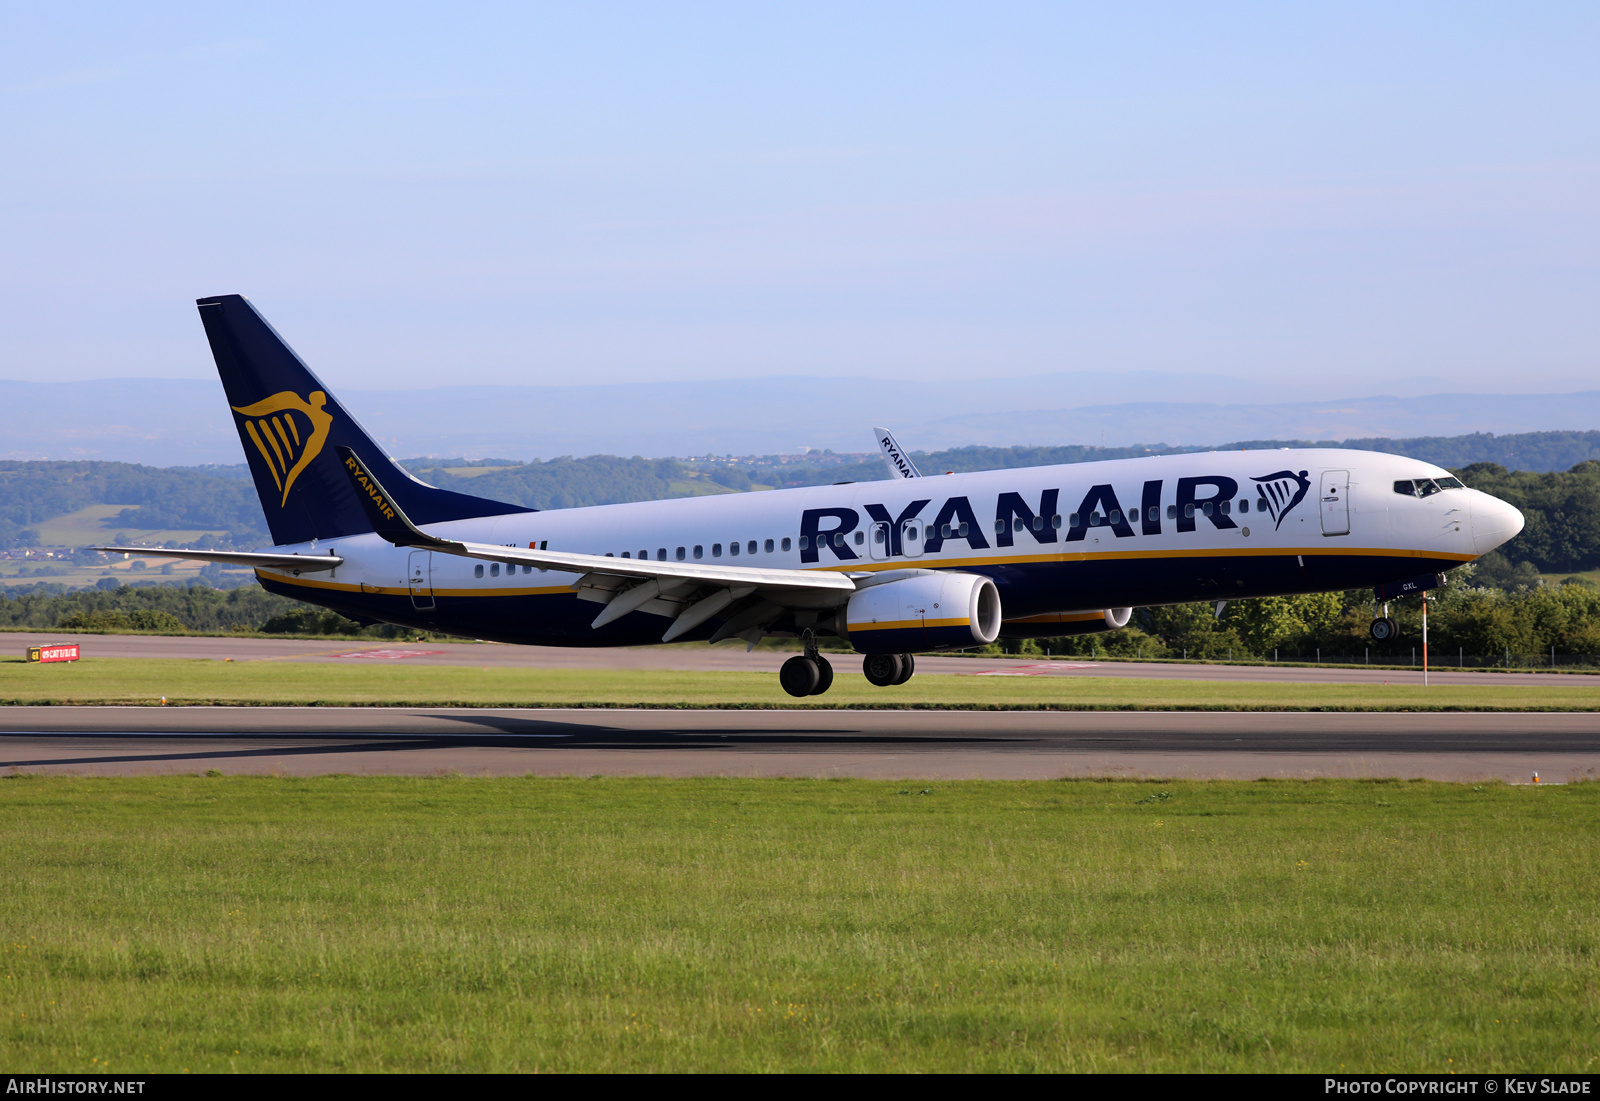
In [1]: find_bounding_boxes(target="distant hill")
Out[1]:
[745,431,1600,488]
[3,430,1600,565]
[8,375,1600,465]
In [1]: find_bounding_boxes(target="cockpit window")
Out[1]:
[1394,477,1461,497]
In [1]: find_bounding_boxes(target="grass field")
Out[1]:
[0,776,1594,1072]
[30,504,228,549]
[1,656,1599,710]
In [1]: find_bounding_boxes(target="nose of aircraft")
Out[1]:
[1470,490,1525,556]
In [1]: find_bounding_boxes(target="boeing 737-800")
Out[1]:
[102,295,1526,696]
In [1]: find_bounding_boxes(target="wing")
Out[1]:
[338,446,857,643]
[93,546,343,573]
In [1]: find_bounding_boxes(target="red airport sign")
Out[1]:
[26,644,80,664]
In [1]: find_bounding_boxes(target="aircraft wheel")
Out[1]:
[780,655,820,697]
[862,653,903,687]
[891,653,915,685]
[1369,616,1399,642]
[809,655,834,695]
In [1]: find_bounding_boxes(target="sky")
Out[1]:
[1,2,1596,399]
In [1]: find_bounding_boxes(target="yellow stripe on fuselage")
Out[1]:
[848,617,969,632]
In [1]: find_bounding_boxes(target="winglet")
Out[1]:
[337,446,464,551]
[873,427,921,479]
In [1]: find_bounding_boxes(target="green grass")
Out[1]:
[0,776,1595,1072]
[2,657,1599,709]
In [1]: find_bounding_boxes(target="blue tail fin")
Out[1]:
[197,294,532,546]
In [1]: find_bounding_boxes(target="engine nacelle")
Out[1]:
[844,571,1001,654]
[999,607,1133,639]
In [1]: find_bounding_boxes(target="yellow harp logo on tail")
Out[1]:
[230,391,335,507]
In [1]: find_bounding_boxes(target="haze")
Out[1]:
[2,2,1596,404]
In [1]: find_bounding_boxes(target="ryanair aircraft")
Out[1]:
[103,295,1526,697]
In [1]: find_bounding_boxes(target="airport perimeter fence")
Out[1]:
[1034,643,1600,671]
[1241,647,1599,670]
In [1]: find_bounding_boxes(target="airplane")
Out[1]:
[100,294,1526,697]
[874,427,922,479]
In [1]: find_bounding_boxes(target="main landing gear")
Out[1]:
[1370,602,1400,641]
[862,652,915,687]
[778,633,917,698]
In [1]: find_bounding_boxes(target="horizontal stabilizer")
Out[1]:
[94,546,343,572]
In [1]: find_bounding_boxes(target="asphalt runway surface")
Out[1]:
[3,706,1597,782]
[5,631,1595,687]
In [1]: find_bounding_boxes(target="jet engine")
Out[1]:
[999,607,1133,639]
[844,571,1001,654]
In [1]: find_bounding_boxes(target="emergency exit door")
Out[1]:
[1320,470,1350,536]
[408,550,435,609]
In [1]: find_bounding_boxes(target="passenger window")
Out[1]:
[1031,516,1042,532]
[940,524,951,538]
[753,540,762,554]
[490,563,500,577]
[1148,507,1159,522]
[525,565,533,574]
[1202,502,1213,516]
[1219,501,1230,515]
[1052,514,1062,529]
[657,548,667,561]
[677,547,687,561]
[798,536,809,550]
[874,527,886,543]
[621,551,630,558]
[1166,505,1177,520]
[474,564,484,578]
[833,533,845,548]
[1184,504,1195,518]
[994,519,1006,535]
[959,522,969,537]
[693,545,703,559]
[1256,498,1267,512]
[780,537,790,552]
[853,530,864,545]
[639,550,648,560]
[605,553,614,558]
[1109,509,1121,524]
[728,541,739,556]
[1069,513,1079,527]
[1238,500,1248,513]
[711,544,721,557]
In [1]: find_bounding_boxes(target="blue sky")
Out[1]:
[1,2,1595,396]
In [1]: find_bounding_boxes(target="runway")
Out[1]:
[3,706,1597,782]
[4,631,1594,687]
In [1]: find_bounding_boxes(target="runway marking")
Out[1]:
[332,649,449,660]
[969,663,1097,676]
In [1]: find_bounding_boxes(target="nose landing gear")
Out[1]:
[1369,601,1400,641]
